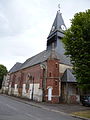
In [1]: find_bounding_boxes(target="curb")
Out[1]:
[71,114,90,120]
[1,94,90,120]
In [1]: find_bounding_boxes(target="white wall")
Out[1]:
[59,64,72,73]
[33,84,42,101]
[22,84,26,96]
[14,84,18,96]
[22,83,42,102]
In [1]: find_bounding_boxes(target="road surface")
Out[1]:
[0,95,81,120]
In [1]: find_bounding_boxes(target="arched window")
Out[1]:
[56,63,58,68]
[55,80,58,86]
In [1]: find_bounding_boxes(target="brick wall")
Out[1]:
[9,64,43,100]
[45,59,60,103]
[9,59,61,103]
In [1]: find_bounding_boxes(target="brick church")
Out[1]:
[7,10,79,103]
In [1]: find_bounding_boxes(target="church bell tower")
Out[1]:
[47,10,66,55]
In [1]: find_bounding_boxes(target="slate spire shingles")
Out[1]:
[47,10,66,40]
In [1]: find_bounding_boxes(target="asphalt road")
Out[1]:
[0,95,81,120]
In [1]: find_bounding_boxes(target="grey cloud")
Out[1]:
[0,0,34,37]
[0,0,90,70]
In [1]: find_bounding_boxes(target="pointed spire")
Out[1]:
[58,4,61,13]
[47,10,66,40]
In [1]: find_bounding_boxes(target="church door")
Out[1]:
[48,87,52,101]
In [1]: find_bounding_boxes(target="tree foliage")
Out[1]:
[62,9,90,92]
[0,64,8,89]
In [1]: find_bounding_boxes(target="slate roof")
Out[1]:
[9,62,22,73]
[9,49,71,73]
[61,68,76,83]
[21,49,72,70]
[20,50,50,69]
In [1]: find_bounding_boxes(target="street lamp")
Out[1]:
[31,76,34,100]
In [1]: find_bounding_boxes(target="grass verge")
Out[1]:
[72,110,90,119]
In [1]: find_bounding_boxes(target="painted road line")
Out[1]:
[25,113,42,120]
[6,104,17,111]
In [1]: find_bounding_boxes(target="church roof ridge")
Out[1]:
[9,48,72,73]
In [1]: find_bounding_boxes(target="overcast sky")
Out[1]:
[0,0,90,70]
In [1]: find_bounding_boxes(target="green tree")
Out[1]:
[62,9,90,93]
[0,64,8,89]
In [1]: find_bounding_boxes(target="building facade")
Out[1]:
[2,74,10,94]
[6,10,79,103]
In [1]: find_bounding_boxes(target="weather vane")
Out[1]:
[58,4,60,12]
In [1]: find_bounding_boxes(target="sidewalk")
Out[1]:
[2,94,90,120]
